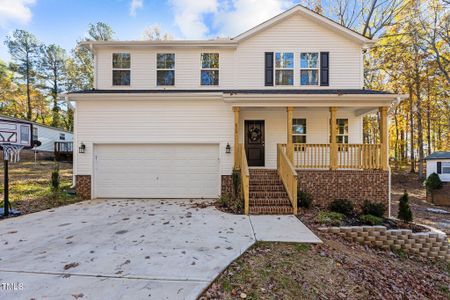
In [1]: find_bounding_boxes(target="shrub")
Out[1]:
[425,173,442,192]
[359,214,383,226]
[328,199,354,216]
[231,169,241,198]
[217,193,243,214]
[51,164,60,190]
[297,191,313,208]
[361,200,386,218]
[398,191,413,223]
[317,211,344,226]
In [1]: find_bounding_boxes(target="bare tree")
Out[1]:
[142,25,173,41]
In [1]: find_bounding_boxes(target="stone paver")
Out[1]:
[0,199,320,299]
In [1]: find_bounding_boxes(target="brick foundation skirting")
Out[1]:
[297,170,389,208]
[76,175,91,200]
[221,175,232,196]
[320,226,450,262]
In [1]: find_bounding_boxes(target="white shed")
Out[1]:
[425,152,450,182]
[0,114,73,152]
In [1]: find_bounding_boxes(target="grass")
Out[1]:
[0,160,80,215]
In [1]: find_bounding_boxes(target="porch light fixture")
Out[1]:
[225,143,231,154]
[79,143,86,154]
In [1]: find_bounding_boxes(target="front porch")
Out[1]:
[231,105,389,215]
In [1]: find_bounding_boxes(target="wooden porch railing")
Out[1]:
[337,144,381,169]
[237,143,250,215]
[294,143,330,169]
[293,143,382,170]
[277,144,298,214]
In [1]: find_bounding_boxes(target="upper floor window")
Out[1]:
[157,53,175,86]
[300,52,319,86]
[275,52,294,85]
[201,53,219,85]
[292,119,306,143]
[112,53,131,86]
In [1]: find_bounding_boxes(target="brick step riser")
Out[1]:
[250,186,285,192]
[250,199,292,206]
[250,192,289,198]
[250,180,284,185]
[249,206,293,215]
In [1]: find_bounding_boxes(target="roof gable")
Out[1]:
[232,5,373,46]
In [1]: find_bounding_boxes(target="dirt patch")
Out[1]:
[391,170,450,235]
[201,235,449,300]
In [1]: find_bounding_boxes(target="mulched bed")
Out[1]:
[301,207,429,233]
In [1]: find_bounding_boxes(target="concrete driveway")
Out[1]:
[0,199,319,300]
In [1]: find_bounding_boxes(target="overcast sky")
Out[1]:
[0,0,302,62]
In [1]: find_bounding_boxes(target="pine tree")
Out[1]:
[398,191,413,223]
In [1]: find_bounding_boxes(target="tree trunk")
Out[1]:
[415,62,424,180]
[409,85,415,173]
[394,106,399,169]
[25,50,32,120]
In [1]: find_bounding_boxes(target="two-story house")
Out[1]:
[68,5,404,215]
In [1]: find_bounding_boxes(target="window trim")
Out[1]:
[274,52,294,86]
[329,118,349,144]
[112,53,131,86]
[292,118,307,144]
[200,53,220,86]
[156,53,175,86]
[442,162,450,174]
[300,52,320,86]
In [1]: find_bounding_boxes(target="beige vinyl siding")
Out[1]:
[239,108,363,169]
[95,14,362,90]
[96,49,234,89]
[235,14,362,89]
[75,98,234,176]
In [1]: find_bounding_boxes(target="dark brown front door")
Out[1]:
[245,120,265,167]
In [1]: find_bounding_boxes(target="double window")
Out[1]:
[300,53,319,86]
[201,53,219,85]
[157,53,175,86]
[112,53,131,86]
[275,52,294,85]
[333,119,348,144]
[292,119,307,143]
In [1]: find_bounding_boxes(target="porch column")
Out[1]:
[233,107,240,170]
[379,106,388,171]
[329,107,338,170]
[287,107,294,162]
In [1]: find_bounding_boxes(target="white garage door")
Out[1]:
[94,144,220,198]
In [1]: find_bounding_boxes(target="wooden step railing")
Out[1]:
[237,143,250,215]
[293,143,382,170]
[277,144,298,214]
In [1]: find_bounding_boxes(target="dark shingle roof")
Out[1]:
[70,89,394,95]
[425,152,450,160]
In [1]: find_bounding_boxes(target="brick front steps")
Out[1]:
[249,169,293,215]
[319,226,450,262]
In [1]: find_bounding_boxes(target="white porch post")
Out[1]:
[379,106,388,171]
[330,107,338,170]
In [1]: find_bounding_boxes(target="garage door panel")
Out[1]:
[94,144,220,198]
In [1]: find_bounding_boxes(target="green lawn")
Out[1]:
[0,160,80,215]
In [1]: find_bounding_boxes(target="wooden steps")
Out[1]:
[249,169,293,215]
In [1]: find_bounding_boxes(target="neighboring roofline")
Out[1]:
[232,4,374,45]
[424,152,450,160]
[0,114,73,134]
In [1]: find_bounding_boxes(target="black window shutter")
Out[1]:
[265,52,274,86]
[437,162,442,174]
[320,52,329,86]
